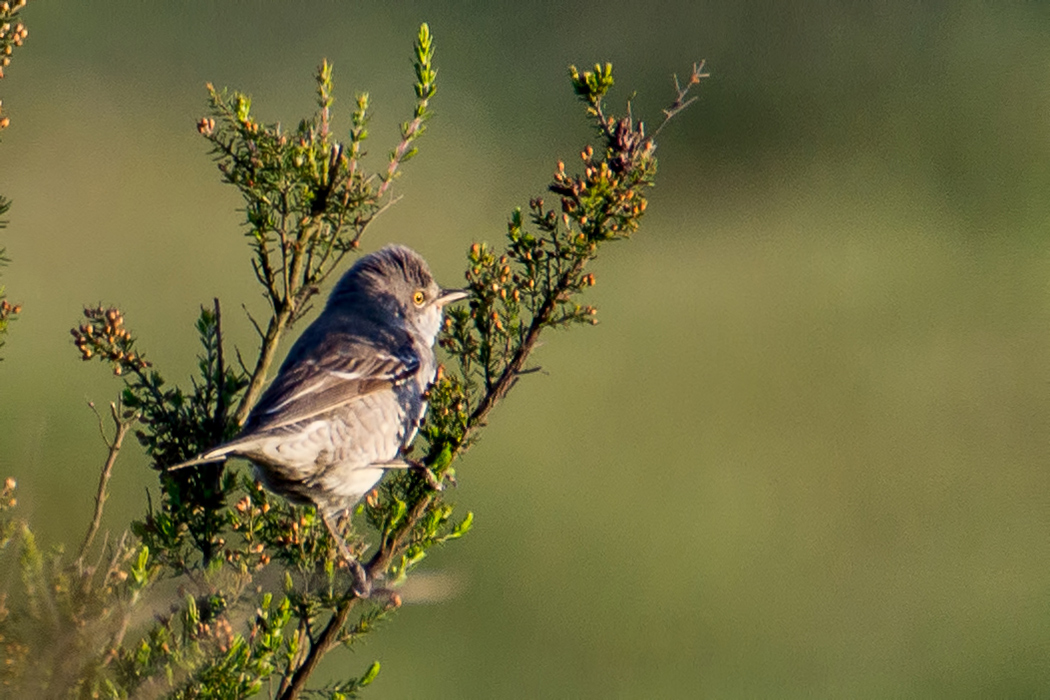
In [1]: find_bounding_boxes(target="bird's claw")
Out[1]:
[418,465,444,491]
[349,558,372,599]
[321,509,372,598]
[403,457,443,491]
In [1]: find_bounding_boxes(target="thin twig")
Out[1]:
[213,298,227,434]
[234,346,252,377]
[652,60,708,138]
[465,258,586,441]
[241,303,265,341]
[235,307,293,425]
[350,193,403,248]
[77,402,137,565]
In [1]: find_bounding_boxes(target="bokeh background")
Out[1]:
[1,1,1049,697]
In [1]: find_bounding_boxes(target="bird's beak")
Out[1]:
[435,288,469,307]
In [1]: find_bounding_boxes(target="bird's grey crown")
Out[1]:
[328,244,437,311]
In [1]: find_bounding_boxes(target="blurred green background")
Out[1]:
[2,1,1050,697]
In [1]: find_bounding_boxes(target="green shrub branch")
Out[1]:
[0,22,705,698]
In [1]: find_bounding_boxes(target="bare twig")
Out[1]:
[77,401,137,565]
[652,60,708,138]
[350,193,403,248]
[234,346,252,376]
[241,303,265,341]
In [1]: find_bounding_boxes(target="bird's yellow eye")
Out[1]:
[412,290,426,306]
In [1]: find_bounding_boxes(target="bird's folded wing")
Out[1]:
[245,343,419,433]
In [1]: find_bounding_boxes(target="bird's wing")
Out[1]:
[244,340,419,433]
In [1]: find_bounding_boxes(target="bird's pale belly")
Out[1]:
[246,386,424,511]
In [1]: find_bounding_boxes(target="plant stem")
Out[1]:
[277,596,362,700]
[77,402,134,565]
[235,306,293,425]
[464,256,587,444]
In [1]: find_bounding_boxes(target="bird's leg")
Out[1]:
[377,458,444,491]
[319,509,371,598]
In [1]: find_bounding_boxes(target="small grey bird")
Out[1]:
[171,245,466,587]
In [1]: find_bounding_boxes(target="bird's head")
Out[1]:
[328,244,467,342]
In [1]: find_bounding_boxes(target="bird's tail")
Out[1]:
[165,445,235,471]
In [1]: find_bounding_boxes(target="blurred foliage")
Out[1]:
[0,19,701,699]
[0,0,27,358]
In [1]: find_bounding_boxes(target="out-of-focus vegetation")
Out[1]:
[1,2,1049,698]
[0,0,28,356]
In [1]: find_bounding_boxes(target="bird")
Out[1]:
[169,244,467,593]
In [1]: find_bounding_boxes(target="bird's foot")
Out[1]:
[320,510,372,598]
[412,460,444,492]
[348,557,372,599]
